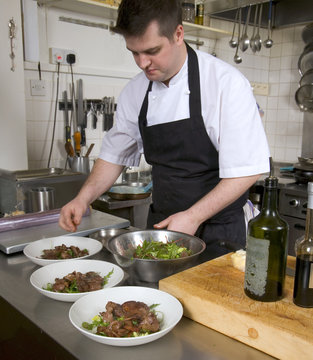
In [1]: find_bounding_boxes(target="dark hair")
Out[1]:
[112,0,182,39]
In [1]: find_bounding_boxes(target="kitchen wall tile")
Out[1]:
[279,83,291,96]
[272,29,283,44]
[269,83,279,96]
[267,97,278,109]
[269,57,280,71]
[269,70,280,83]
[270,43,282,57]
[282,28,295,43]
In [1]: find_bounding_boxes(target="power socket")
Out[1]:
[30,79,46,96]
[250,82,269,96]
[49,47,77,65]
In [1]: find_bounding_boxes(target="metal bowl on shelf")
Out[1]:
[106,230,206,282]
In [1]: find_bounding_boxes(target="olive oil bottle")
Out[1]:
[244,175,289,301]
[293,182,313,307]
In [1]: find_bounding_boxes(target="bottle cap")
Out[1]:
[264,176,278,188]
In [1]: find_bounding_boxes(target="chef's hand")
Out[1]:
[59,198,88,232]
[153,211,200,236]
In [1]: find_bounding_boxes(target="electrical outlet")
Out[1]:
[250,82,269,96]
[49,47,77,65]
[30,79,46,96]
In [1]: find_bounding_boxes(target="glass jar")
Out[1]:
[182,2,195,23]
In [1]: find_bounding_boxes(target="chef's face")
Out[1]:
[125,21,186,86]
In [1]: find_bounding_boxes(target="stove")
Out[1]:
[279,182,307,256]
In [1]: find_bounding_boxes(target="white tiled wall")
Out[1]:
[24,7,307,169]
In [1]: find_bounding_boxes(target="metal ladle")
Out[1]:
[234,8,242,64]
[254,3,263,52]
[250,4,259,53]
[239,5,251,52]
[229,9,239,48]
[264,0,273,48]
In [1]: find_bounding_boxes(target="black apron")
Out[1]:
[138,43,248,254]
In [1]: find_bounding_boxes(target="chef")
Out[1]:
[59,0,270,255]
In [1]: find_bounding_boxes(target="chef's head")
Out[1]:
[112,0,186,86]
[113,0,182,40]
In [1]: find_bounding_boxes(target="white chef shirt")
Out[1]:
[99,49,270,178]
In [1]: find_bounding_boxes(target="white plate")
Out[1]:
[30,259,124,302]
[23,236,103,266]
[69,286,183,346]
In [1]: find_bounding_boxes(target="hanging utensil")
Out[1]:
[63,91,74,157]
[89,102,98,129]
[239,5,251,52]
[229,9,239,48]
[234,8,242,64]
[77,79,86,147]
[254,3,263,52]
[85,143,95,157]
[70,83,81,156]
[264,0,273,48]
[250,4,259,53]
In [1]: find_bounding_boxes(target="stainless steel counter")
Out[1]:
[0,216,274,360]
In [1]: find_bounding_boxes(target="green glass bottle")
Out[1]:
[244,176,289,301]
[293,182,313,307]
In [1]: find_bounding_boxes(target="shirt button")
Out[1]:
[185,90,190,95]
[152,95,157,100]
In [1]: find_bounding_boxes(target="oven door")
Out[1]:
[280,214,305,256]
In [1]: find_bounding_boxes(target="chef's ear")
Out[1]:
[174,24,184,45]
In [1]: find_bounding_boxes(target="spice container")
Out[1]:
[182,2,195,23]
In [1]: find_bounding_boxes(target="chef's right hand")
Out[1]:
[58,198,87,232]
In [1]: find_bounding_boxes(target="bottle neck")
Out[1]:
[261,186,278,216]
[305,193,313,239]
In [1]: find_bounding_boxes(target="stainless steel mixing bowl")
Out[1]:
[106,230,206,282]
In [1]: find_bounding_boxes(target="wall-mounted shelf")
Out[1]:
[37,0,231,40]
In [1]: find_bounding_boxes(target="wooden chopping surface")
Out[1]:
[159,254,313,360]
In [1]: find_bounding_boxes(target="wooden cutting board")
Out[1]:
[159,254,313,360]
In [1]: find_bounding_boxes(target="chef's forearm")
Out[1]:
[76,159,124,205]
[187,174,261,225]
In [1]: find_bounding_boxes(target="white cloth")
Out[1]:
[99,49,270,178]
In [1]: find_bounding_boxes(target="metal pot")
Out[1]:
[107,182,152,200]
[106,230,206,282]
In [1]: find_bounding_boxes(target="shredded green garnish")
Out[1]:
[133,239,192,259]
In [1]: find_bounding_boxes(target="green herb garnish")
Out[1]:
[133,240,192,260]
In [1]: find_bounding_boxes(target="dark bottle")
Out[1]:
[293,182,313,307]
[244,176,289,301]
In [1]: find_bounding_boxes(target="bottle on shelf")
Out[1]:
[293,182,313,308]
[195,1,204,25]
[244,160,289,302]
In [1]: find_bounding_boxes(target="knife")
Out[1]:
[77,79,86,146]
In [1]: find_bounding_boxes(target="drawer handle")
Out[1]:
[294,223,305,230]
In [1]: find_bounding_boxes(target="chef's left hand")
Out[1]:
[153,211,200,236]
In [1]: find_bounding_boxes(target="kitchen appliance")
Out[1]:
[0,168,87,215]
[279,182,307,256]
[159,254,312,360]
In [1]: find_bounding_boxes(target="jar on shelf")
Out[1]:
[182,2,195,23]
[195,1,204,25]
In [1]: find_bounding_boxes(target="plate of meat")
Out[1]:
[30,259,124,302]
[69,286,183,346]
[23,236,103,266]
